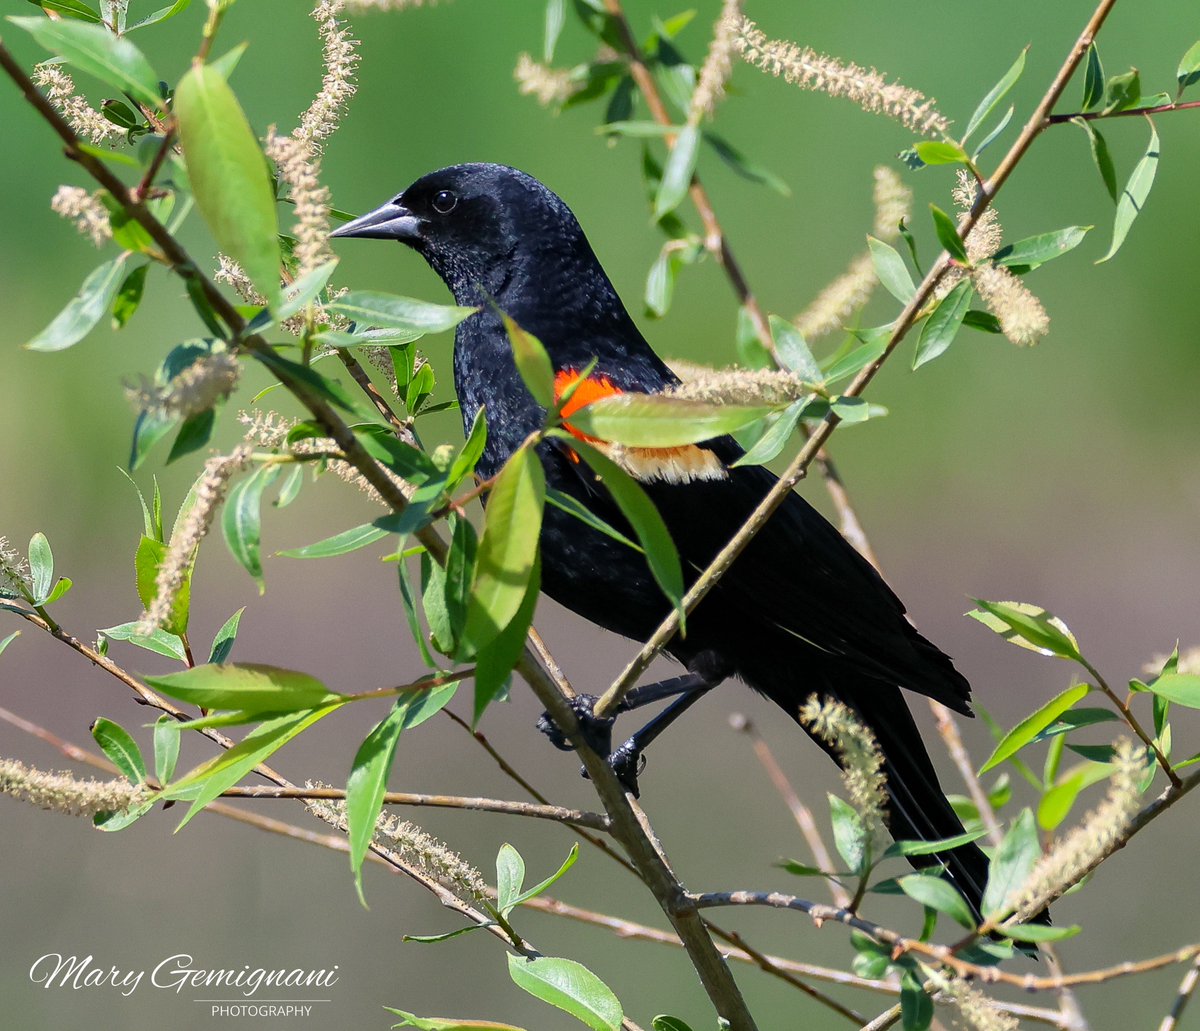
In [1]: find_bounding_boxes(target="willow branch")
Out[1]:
[1047,98,1200,124]
[595,0,1121,717]
[1157,954,1200,1031]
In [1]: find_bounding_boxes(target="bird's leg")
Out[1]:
[606,682,715,796]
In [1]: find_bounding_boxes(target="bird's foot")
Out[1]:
[536,694,615,757]
[607,739,645,797]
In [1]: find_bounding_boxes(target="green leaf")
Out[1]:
[1082,43,1104,111]
[651,1019,696,1031]
[912,140,969,166]
[271,259,339,324]
[867,236,915,303]
[0,631,20,658]
[702,132,790,196]
[510,843,579,910]
[991,226,1092,271]
[1145,673,1200,709]
[153,714,180,784]
[929,204,968,263]
[134,533,191,638]
[972,104,1014,160]
[546,489,638,549]
[883,828,988,859]
[1103,69,1141,114]
[385,1008,525,1030]
[1031,707,1118,742]
[222,465,281,590]
[44,577,73,605]
[1037,760,1115,830]
[1096,118,1159,264]
[897,874,976,928]
[829,794,867,874]
[462,447,545,653]
[979,683,1090,774]
[731,398,811,467]
[112,263,150,330]
[982,809,1039,918]
[1177,40,1200,95]
[496,842,526,915]
[565,393,772,447]
[26,0,103,24]
[543,0,566,61]
[448,408,489,491]
[507,955,622,1031]
[346,689,456,901]
[653,123,700,220]
[98,622,187,663]
[963,47,1027,143]
[497,310,556,409]
[165,706,339,829]
[168,408,216,465]
[325,291,475,334]
[1071,117,1118,203]
[900,971,933,1031]
[26,256,128,351]
[963,309,1002,334]
[644,243,679,318]
[913,280,972,370]
[91,717,147,785]
[11,16,162,110]
[999,922,1081,943]
[28,532,53,605]
[174,62,281,308]
[145,663,344,713]
[472,554,539,722]
[560,436,684,620]
[208,607,244,665]
[778,860,832,877]
[279,524,389,559]
[769,315,821,383]
[968,599,1083,661]
[126,0,192,32]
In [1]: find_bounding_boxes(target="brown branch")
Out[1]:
[219,784,609,830]
[1157,954,1200,1031]
[1082,657,1179,787]
[1047,98,1200,124]
[594,0,1121,718]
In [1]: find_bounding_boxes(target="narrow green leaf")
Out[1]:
[981,809,1039,918]
[91,717,147,784]
[913,280,972,370]
[543,0,565,61]
[565,392,772,447]
[42,574,72,609]
[1145,673,1200,709]
[968,599,1082,660]
[112,263,149,330]
[963,309,1002,334]
[98,622,187,663]
[963,47,1027,143]
[1031,707,1118,743]
[325,291,475,334]
[979,683,1090,774]
[731,398,811,467]
[867,236,915,303]
[145,662,344,713]
[829,794,867,874]
[26,0,103,24]
[644,244,678,318]
[1071,118,1118,203]
[1177,40,1200,95]
[507,955,622,1031]
[991,226,1092,270]
[26,256,128,351]
[28,532,53,605]
[93,799,155,831]
[127,0,192,31]
[653,123,700,220]
[900,971,933,1031]
[561,436,684,620]
[1000,922,1081,943]
[1037,760,1114,830]
[134,533,190,638]
[972,104,1014,160]
[546,489,638,550]
[448,408,488,490]
[1097,119,1159,264]
[167,408,216,465]
[1082,43,1104,111]
[165,707,339,829]
[769,314,821,382]
[929,204,968,263]
[498,311,556,409]
[702,132,790,196]
[883,828,988,859]
[208,607,245,665]
[1103,69,1141,114]
[897,874,975,928]
[0,631,20,658]
[510,843,579,909]
[385,1008,525,1030]
[153,714,180,784]
[651,1019,696,1031]
[473,555,539,722]
[462,447,545,653]
[279,524,388,559]
[174,62,281,307]
[222,465,281,590]
[271,259,339,323]
[912,140,969,166]
[496,842,526,915]
[11,16,162,109]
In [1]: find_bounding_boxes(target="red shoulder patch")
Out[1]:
[554,368,623,443]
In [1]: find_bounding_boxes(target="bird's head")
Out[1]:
[331,163,590,307]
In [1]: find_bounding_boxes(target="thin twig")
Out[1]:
[1081,657,1179,786]
[1157,954,1200,1031]
[220,784,610,829]
[1047,98,1200,124]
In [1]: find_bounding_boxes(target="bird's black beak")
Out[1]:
[330,200,422,242]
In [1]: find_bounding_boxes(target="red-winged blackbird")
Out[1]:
[333,163,1000,922]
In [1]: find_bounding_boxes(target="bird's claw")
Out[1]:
[536,693,615,757]
[608,739,645,797]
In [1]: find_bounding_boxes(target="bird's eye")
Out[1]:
[432,190,458,214]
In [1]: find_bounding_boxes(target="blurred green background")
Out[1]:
[2,1,1199,1028]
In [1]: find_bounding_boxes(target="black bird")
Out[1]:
[332,163,997,921]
